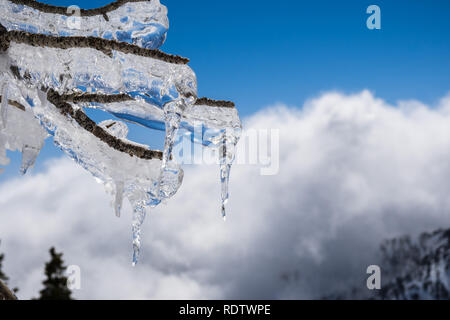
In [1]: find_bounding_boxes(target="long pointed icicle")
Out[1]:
[158,99,185,200]
[220,139,231,220]
[114,181,124,218]
[219,127,241,220]
[161,99,185,168]
[132,204,147,266]
[0,82,8,127]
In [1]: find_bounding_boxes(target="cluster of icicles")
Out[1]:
[0,0,241,265]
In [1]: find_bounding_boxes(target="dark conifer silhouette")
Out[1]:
[0,253,8,284]
[37,247,72,300]
[0,248,18,299]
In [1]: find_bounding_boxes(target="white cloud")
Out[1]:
[2,90,450,299]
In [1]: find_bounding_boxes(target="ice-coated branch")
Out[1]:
[7,0,153,17]
[0,0,242,265]
[0,29,189,64]
[46,89,163,160]
[0,280,17,300]
[1,92,163,160]
[195,97,235,108]
[60,92,134,104]
[1,0,169,49]
[0,92,238,162]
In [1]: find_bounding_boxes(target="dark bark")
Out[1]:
[47,90,164,160]
[0,30,189,64]
[195,97,235,108]
[0,280,17,300]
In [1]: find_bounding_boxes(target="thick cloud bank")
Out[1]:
[2,90,450,299]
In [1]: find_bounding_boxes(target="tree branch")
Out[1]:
[0,29,189,64]
[194,97,235,108]
[0,96,26,111]
[0,280,17,300]
[1,91,235,161]
[47,89,164,160]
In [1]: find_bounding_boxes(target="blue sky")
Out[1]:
[2,0,450,177]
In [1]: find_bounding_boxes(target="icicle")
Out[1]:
[220,162,231,220]
[219,132,229,220]
[158,99,185,200]
[114,181,124,218]
[218,127,240,220]
[132,204,147,266]
[0,122,7,168]
[221,205,227,222]
[0,82,8,128]
[161,99,184,170]
[20,145,40,175]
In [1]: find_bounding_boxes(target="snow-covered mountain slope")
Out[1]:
[324,229,450,300]
[378,229,450,299]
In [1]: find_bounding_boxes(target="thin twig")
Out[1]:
[47,89,164,160]
[0,96,26,111]
[195,97,235,108]
[60,93,133,104]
